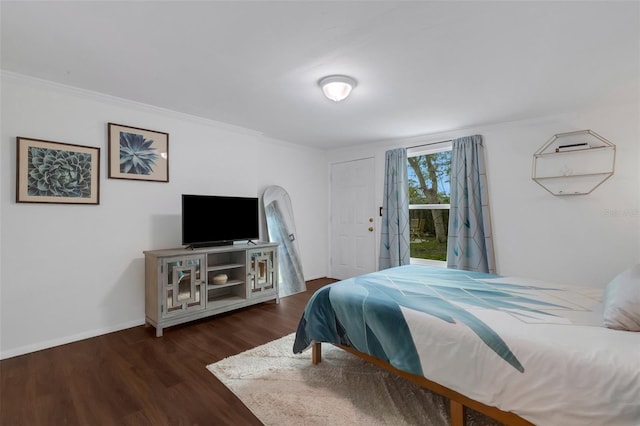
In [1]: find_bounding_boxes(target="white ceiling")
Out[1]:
[2,1,638,150]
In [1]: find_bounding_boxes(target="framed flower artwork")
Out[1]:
[108,123,169,182]
[16,137,100,204]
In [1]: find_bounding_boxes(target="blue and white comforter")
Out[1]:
[293,265,640,426]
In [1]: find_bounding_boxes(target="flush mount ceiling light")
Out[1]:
[319,75,357,102]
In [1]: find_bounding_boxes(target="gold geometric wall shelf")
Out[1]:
[532,129,616,195]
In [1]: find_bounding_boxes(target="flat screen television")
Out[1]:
[182,194,259,248]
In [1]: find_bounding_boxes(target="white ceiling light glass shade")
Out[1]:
[319,75,357,102]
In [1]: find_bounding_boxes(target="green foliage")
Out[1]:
[410,209,449,239]
[409,239,447,261]
[408,151,451,204]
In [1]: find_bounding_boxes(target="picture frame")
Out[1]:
[108,123,169,182]
[16,137,100,205]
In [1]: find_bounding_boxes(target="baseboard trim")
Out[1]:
[0,319,145,360]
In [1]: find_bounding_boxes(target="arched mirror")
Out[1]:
[263,186,306,297]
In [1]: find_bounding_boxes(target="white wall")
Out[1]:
[328,102,640,288]
[2,71,638,359]
[0,72,328,358]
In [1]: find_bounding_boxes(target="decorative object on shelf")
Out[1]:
[532,129,615,195]
[555,142,589,153]
[108,123,169,182]
[318,75,357,102]
[16,137,100,204]
[263,186,306,298]
[212,273,228,285]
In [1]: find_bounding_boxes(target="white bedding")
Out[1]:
[402,275,640,425]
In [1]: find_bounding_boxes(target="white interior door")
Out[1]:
[330,157,377,280]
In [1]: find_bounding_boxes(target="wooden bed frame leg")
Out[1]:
[450,400,465,426]
[312,342,322,365]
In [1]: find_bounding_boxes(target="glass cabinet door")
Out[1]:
[162,255,206,317]
[248,250,276,295]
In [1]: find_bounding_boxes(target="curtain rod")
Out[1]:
[407,139,452,150]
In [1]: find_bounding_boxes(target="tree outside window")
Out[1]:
[408,145,451,262]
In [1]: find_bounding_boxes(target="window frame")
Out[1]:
[407,140,452,267]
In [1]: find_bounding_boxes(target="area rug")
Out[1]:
[206,333,499,426]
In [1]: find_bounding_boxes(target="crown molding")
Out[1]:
[1,70,263,138]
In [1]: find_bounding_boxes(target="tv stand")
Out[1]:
[144,241,279,336]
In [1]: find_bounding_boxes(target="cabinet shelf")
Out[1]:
[207,280,243,290]
[207,263,244,272]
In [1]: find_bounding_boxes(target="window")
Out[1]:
[407,141,452,264]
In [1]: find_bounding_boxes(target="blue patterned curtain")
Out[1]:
[447,135,496,273]
[379,148,410,270]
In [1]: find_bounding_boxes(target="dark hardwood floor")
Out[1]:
[0,278,335,426]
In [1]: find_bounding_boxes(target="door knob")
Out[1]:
[368,227,374,232]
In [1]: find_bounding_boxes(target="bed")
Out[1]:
[292,265,640,426]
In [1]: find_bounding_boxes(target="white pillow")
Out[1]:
[603,263,640,331]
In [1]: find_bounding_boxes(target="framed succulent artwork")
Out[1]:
[108,123,169,182]
[16,137,100,204]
